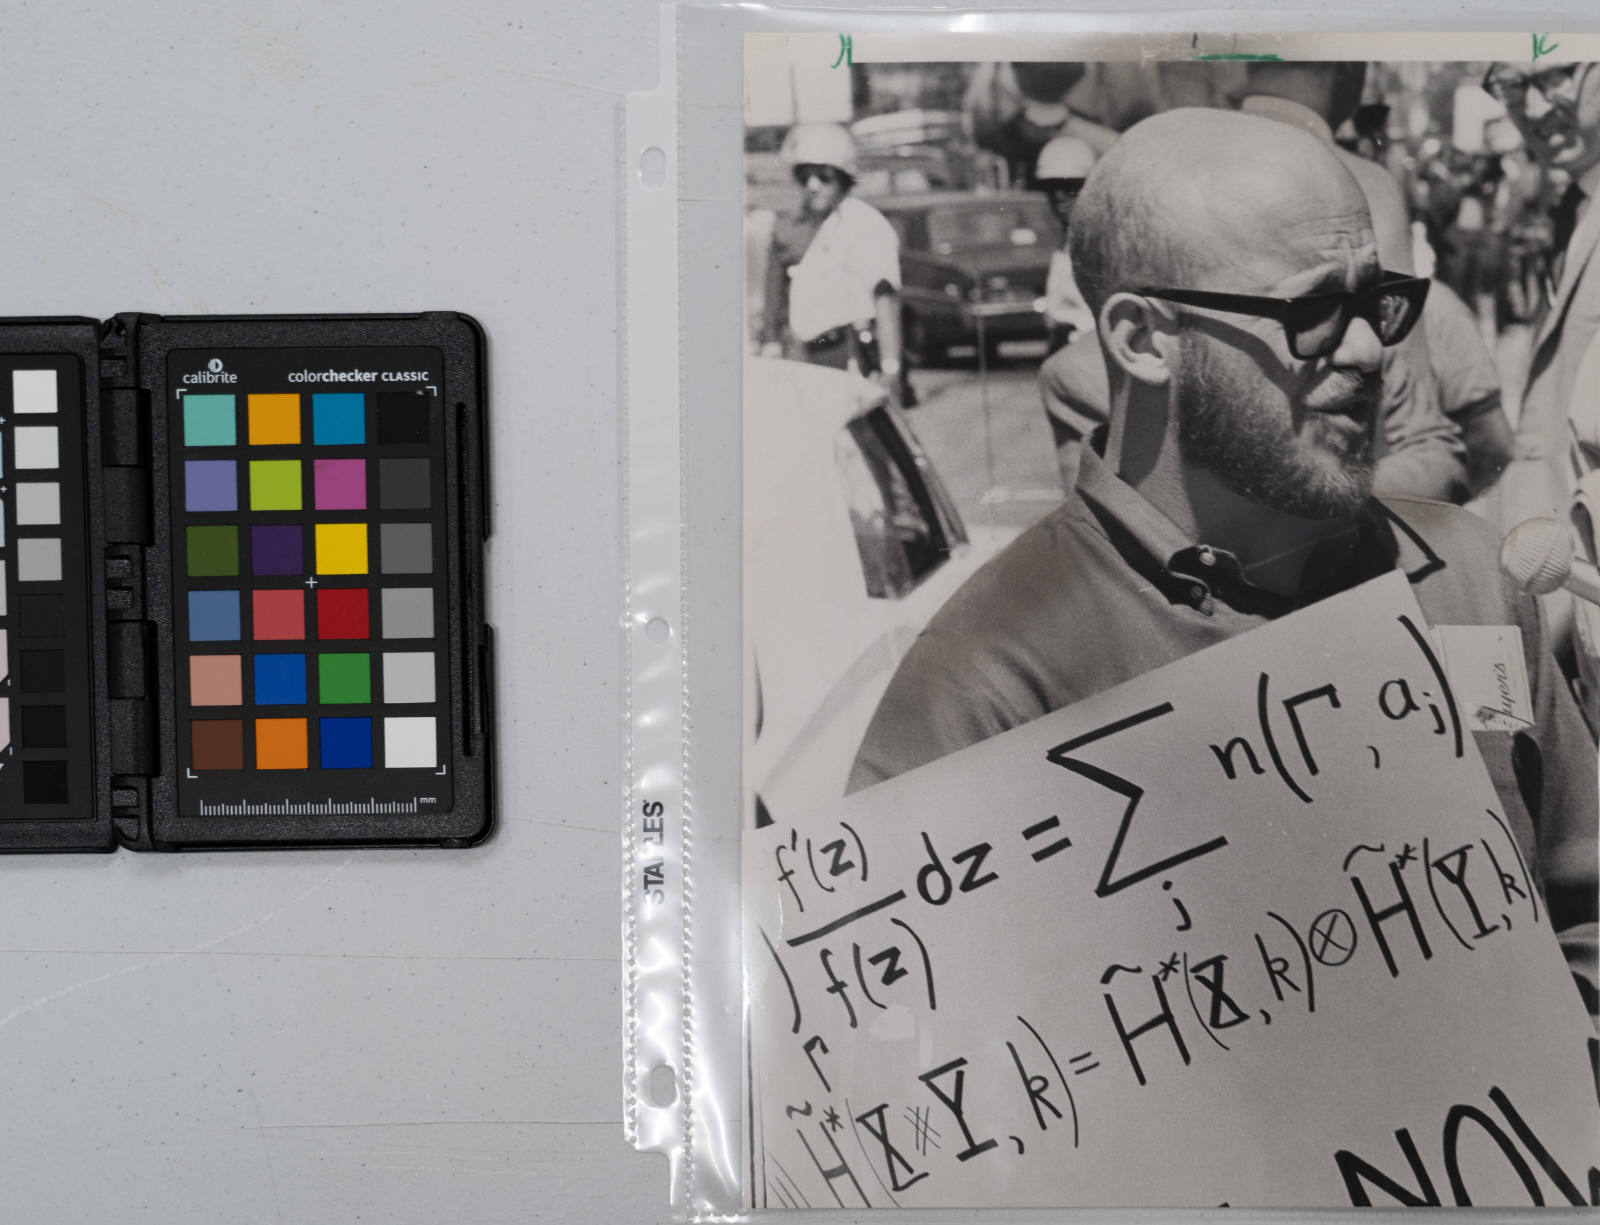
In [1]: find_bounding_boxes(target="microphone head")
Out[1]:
[1501,515,1575,596]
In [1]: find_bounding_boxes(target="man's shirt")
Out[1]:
[1502,158,1600,529]
[849,449,1598,994]
[1421,278,1514,495]
[767,196,901,344]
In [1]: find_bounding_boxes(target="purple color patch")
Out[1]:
[314,458,367,511]
[251,524,304,576]
[185,460,237,512]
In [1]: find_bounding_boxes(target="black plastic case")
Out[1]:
[0,312,494,850]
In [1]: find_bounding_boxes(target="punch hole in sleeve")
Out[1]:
[645,617,671,643]
[639,146,666,191]
[647,1063,678,1107]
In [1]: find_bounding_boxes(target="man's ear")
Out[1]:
[1099,292,1180,387]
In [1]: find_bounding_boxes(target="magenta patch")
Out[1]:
[314,458,367,511]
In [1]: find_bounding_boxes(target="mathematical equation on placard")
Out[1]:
[747,580,1599,1209]
[760,806,1542,1201]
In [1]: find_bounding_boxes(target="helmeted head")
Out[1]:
[1034,135,1099,229]
[782,122,858,216]
[1484,61,1600,181]
[1070,108,1386,519]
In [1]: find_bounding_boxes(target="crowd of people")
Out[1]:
[758,60,1600,1013]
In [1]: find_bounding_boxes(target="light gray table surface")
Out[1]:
[1,3,659,1220]
[0,1,1590,1222]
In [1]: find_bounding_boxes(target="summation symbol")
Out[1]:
[1021,815,1073,862]
[1047,703,1228,896]
[904,1105,940,1154]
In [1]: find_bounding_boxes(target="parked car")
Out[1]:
[744,358,1017,832]
[873,191,1058,364]
[849,108,1007,197]
[850,108,969,155]
[852,148,959,198]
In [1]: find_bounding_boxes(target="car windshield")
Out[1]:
[927,202,1053,253]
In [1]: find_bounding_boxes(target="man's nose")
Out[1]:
[1333,315,1384,373]
[1523,84,1555,120]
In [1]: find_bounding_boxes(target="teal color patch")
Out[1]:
[184,394,238,447]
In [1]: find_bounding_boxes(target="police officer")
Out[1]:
[1034,134,1099,354]
[758,123,905,400]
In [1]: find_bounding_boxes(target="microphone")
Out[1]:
[1500,515,1600,605]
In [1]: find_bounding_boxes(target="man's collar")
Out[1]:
[1239,95,1335,146]
[1073,448,1401,616]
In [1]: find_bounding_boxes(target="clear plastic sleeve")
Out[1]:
[624,5,1600,1219]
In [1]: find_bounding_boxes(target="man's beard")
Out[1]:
[1173,337,1379,520]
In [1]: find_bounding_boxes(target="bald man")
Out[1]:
[850,109,1596,1004]
[1038,273,1514,500]
[1039,62,1476,505]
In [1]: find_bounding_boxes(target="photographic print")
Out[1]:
[741,31,1600,1209]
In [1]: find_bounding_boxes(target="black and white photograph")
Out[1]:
[741,32,1600,1208]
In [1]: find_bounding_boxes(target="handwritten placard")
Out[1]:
[745,572,1599,1208]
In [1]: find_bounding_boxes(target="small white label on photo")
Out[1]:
[1430,624,1533,732]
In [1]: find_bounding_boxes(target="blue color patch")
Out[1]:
[313,394,366,445]
[320,717,374,769]
[188,590,241,641]
[253,654,307,705]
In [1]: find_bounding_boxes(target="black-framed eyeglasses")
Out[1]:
[1481,63,1582,108]
[794,163,848,187]
[1133,271,1430,360]
[1036,176,1087,197]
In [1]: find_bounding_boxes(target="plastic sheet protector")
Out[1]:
[623,7,1600,1219]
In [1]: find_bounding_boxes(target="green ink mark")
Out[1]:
[1532,32,1560,61]
[1197,52,1283,62]
[832,34,852,69]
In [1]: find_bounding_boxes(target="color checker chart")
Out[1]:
[171,346,456,820]
[0,357,95,820]
[0,313,488,851]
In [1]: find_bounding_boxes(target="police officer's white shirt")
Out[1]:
[1045,247,1094,332]
[787,196,901,343]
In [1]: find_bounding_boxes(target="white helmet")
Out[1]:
[1035,135,1098,182]
[781,122,858,180]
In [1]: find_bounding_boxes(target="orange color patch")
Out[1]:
[248,394,301,446]
[255,718,308,770]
